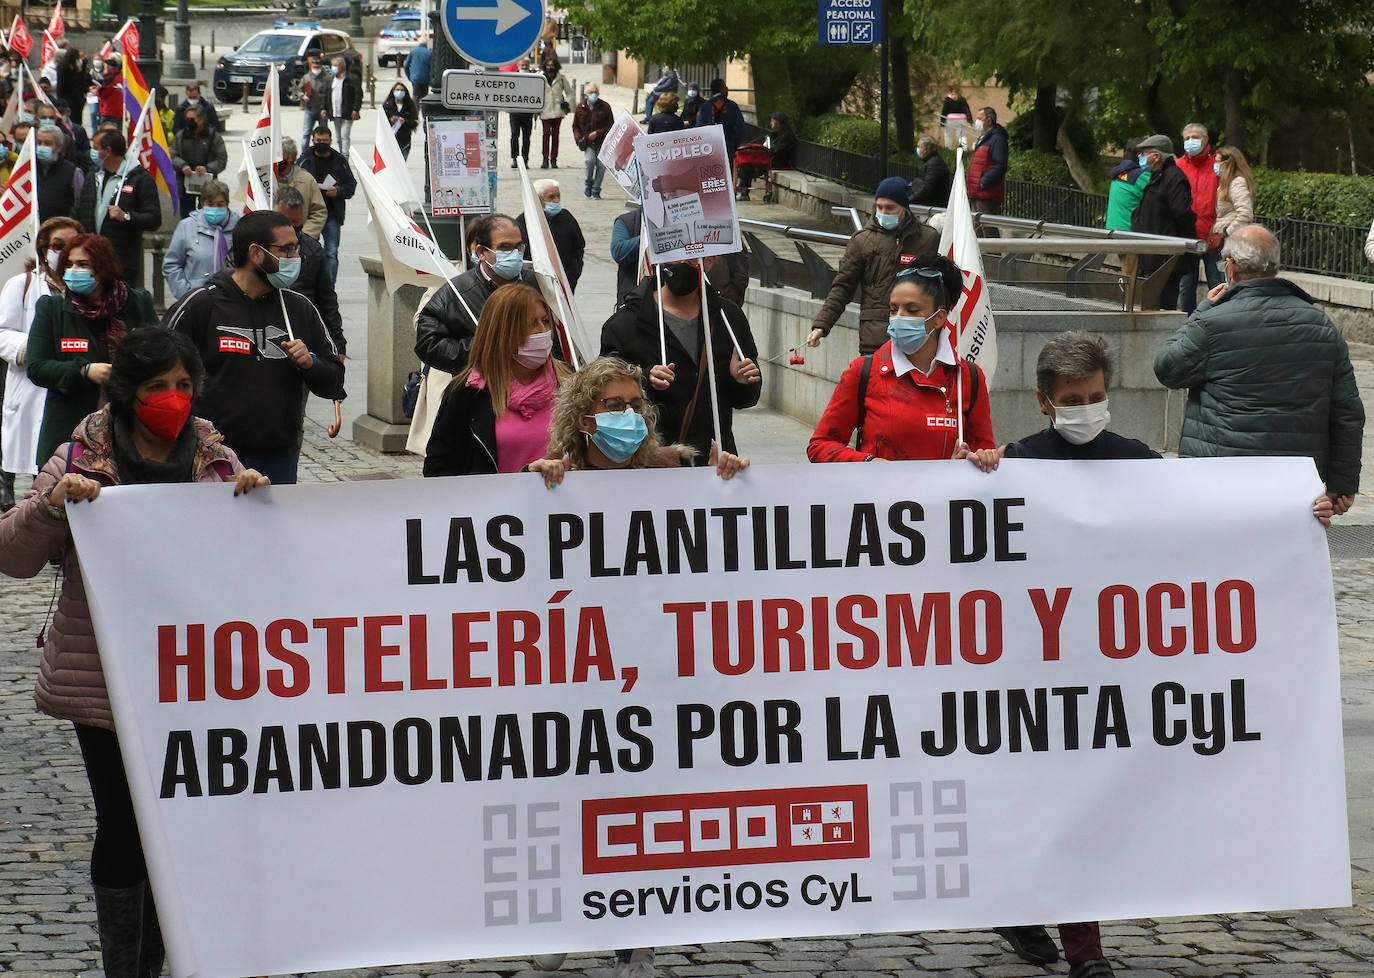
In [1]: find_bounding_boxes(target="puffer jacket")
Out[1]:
[809,211,941,354]
[1153,276,1365,492]
[0,407,241,730]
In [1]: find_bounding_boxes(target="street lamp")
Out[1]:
[166,0,196,80]
[136,0,162,88]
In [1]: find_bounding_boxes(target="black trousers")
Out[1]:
[75,723,149,888]
[510,113,534,162]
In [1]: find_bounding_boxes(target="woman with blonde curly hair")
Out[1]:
[424,283,568,476]
[529,356,748,483]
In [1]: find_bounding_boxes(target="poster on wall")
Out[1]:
[633,124,740,263]
[426,112,498,216]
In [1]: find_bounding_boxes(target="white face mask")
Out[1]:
[975,118,985,132]
[1052,399,1110,445]
[47,249,62,271]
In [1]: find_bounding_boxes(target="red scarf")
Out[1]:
[69,277,131,353]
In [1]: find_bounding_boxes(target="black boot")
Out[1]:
[94,884,148,978]
[0,470,14,512]
[140,884,165,978]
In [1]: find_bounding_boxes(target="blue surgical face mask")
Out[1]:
[63,268,97,295]
[331,65,340,76]
[586,92,599,103]
[887,315,930,355]
[1213,162,1222,177]
[589,409,648,463]
[876,210,900,231]
[544,201,562,217]
[915,146,923,159]
[490,247,524,280]
[203,205,228,226]
[1183,137,1202,156]
[19,111,34,125]
[1137,154,1149,169]
[262,250,301,289]
[35,144,54,163]
[90,148,101,165]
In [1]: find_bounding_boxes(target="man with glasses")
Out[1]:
[163,211,344,485]
[414,213,543,375]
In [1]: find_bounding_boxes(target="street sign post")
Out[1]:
[441,0,544,68]
[817,0,881,44]
[442,68,546,110]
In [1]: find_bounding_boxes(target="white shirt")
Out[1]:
[332,75,344,116]
[889,329,957,378]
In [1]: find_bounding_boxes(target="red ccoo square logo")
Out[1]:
[582,785,868,875]
[219,336,252,355]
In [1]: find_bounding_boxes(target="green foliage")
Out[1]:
[1252,169,1374,226]
[798,114,926,165]
[1006,151,1074,188]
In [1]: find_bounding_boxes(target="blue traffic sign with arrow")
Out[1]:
[442,0,544,68]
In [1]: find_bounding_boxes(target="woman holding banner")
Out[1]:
[423,284,568,477]
[0,328,268,978]
[807,254,994,463]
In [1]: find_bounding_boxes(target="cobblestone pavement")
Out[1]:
[4,65,1374,978]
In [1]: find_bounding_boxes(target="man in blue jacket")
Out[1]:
[695,78,744,161]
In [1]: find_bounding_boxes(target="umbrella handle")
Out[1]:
[327,401,342,439]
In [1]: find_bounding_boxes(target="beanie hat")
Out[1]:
[875,177,911,209]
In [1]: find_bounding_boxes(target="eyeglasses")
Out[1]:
[897,266,943,280]
[595,397,646,414]
[263,242,300,257]
[485,242,525,253]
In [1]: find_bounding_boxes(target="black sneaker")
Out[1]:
[1068,958,1112,978]
[995,925,1060,965]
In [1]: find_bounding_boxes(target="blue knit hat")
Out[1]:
[875,176,911,209]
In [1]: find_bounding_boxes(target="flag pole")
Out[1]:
[696,256,725,455]
[654,263,666,367]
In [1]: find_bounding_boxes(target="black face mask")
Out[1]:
[663,263,700,296]
[313,145,329,156]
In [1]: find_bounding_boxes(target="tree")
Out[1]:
[559,0,873,121]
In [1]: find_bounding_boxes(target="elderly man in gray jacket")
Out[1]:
[1154,224,1365,514]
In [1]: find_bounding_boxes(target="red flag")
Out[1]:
[113,18,139,60]
[8,15,32,58]
[40,30,57,71]
[47,1,64,41]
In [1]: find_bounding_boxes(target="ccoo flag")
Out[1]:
[350,147,449,294]
[0,129,40,288]
[939,147,998,383]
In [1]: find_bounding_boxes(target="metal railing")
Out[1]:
[750,123,1374,283]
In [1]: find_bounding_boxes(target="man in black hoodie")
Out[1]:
[162,210,344,485]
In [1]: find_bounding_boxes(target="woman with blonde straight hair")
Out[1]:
[423,283,568,476]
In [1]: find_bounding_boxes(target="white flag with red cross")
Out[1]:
[939,147,998,383]
[0,129,40,288]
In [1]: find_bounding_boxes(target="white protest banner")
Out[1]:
[634,125,740,263]
[0,129,39,288]
[245,65,281,197]
[426,113,496,216]
[940,147,998,382]
[69,458,1348,978]
[235,140,269,212]
[599,111,645,201]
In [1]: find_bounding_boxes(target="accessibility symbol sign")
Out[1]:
[818,0,881,45]
[442,0,544,68]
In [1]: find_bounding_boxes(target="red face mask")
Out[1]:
[136,389,193,441]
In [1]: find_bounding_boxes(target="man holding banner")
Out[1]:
[75,129,160,287]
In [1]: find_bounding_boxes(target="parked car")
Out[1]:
[213,23,359,105]
[377,8,432,68]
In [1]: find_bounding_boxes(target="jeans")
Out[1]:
[331,117,354,156]
[321,216,342,283]
[302,107,325,141]
[1178,252,1225,313]
[236,450,300,486]
[584,147,606,196]
[643,92,659,120]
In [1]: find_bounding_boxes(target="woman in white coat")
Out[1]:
[538,55,574,169]
[0,216,82,511]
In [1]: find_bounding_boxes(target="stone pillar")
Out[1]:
[353,257,428,452]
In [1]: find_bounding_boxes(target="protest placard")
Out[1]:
[633,126,740,263]
[599,111,645,201]
[69,458,1348,978]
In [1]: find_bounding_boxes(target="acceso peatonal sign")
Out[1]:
[442,68,547,111]
[441,0,545,69]
[818,0,882,44]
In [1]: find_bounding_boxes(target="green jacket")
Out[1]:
[25,289,157,466]
[1153,276,1365,493]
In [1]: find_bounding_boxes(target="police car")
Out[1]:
[213,23,358,105]
[377,9,432,67]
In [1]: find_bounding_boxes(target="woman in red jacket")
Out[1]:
[807,254,994,462]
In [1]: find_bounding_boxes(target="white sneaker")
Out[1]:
[612,947,655,978]
[532,953,567,971]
